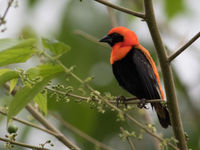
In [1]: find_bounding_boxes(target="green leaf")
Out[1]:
[42,38,70,56]
[0,38,36,52]
[165,0,185,18]
[0,38,36,67]
[26,67,40,80]
[0,70,19,86]
[34,91,47,115]
[9,79,18,93]
[7,76,52,121]
[0,69,10,75]
[38,64,64,77]
[26,64,64,79]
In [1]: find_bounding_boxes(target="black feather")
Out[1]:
[112,47,171,128]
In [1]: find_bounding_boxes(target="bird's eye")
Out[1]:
[109,33,124,44]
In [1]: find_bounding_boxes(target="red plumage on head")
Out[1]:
[108,26,139,46]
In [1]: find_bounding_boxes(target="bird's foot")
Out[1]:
[116,95,127,108]
[137,98,149,109]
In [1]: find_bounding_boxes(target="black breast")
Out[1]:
[112,48,161,99]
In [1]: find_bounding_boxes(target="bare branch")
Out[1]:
[51,113,114,150]
[120,127,136,150]
[0,0,14,26]
[0,110,59,137]
[94,0,145,19]
[0,137,49,150]
[73,29,110,48]
[46,86,163,105]
[25,104,81,150]
[168,32,200,62]
[144,0,188,149]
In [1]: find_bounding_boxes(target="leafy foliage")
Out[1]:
[0,38,36,66]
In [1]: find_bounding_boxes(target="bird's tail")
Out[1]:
[152,103,171,128]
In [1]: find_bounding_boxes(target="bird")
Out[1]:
[99,26,171,128]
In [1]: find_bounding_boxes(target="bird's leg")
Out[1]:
[116,95,126,108]
[137,98,149,109]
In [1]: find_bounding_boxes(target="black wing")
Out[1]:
[132,49,161,99]
[112,48,161,100]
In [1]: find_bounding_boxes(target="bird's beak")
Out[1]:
[99,35,112,44]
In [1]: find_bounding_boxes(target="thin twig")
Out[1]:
[46,86,163,105]
[144,0,187,149]
[94,0,145,19]
[73,29,110,48]
[106,6,118,27]
[0,0,14,26]
[51,113,114,150]
[4,84,81,150]
[168,32,200,62]
[25,104,81,150]
[126,137,136,150]
[0,137,49,150]
[144,111,161,150]
[0,110,59,137]
[120,127,136,150]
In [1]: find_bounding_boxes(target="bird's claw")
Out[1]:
[116,95,127,108]
[137,98,149,109]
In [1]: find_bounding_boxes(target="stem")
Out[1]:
[168,32,200,62]
[94,0,145,19]
[51,113,114,150]
[126,137,136,150]
[0,137,49,150]
[4,83,81,150]
[106,6,118,27]
[104,99,178,150]
[47,86,162,105]
[73,30,110,48]
[144,0,187,149]
[120,127,136,150]
[144,111,161,150]
[0,0,14,26]
[0,110,59,137]
[25,104,81,150]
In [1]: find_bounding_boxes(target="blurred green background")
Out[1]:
[0,0,200,150]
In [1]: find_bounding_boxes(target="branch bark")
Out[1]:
[144,0,188,149]
[94,0,145,19]
[0,137,49,150]
[168,32,200,62]
[51,113,114,150]
[25,104,81,150]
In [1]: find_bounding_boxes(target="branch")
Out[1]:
[0,0,14,26]
[51,113,114,150]
[143,111,161,150]
[0,110,59,137]
[120,127,136,150]
[25,104,81,150]
[73,29,110,48]
[168,32,200,62]
[0,137,49,150]
[46,86,163,105]
[4,84,81,150]
[144,0,188,149]
[94,0,145,19]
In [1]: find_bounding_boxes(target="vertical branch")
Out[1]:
[143,0,188,150]
[106,7,118,27]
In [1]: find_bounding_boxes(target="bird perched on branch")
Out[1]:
[99,26,171,128]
